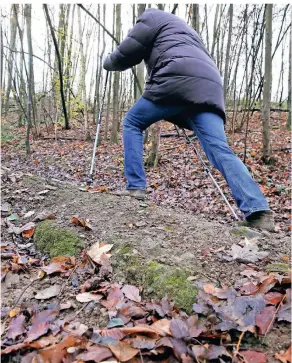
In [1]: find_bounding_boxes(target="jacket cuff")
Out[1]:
[103,55,113,71]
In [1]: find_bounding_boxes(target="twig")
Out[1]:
[14,278,38,306]
[139,349,144,363]
[75,302,90,317]
[3,278,38,326]
[263,293,286,342]
[58,265,78,297]
[233,331,245,363]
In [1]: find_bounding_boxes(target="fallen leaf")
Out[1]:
[203,283,216,294]
[275,346,291,363]
[71,215,92,230]
[20,222,36,238]
[7,213,20,221]
[76,346,113,362]
[108,341,139,362]
[9,307,20,318]
[122,285,141,303]
[60,301,72,310]
[121,325,159,339]
[119,305,146,318]
[41,256,75,275]
[228,243,269,263]
[26,309,59,342]
[107,318,124,328]
[239,350,267,363]
[1,342,27,354]
[151,318,171,336]
[29,334,60,348]
[264,292,284,305]
[35,285,61,300]
[192,344,231,360]
[7,314,26,340]
[33,212,56,222]
[23,211,35,219]
[34,335,84,363]
[256,306,277,335]
[87,242,113,265]
[101,327,125,341]
[130,335,156,350]
[76,292,103,303]
[170,319,189,339]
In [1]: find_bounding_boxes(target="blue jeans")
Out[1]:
[123,97,270,217]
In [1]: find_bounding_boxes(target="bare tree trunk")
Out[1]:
[111,4,121,144]
[24,4,32,154]
[0,11,4,106]
[191,4,200,33]
[157,4,165,11]
[262,4,272,162]
[211,5,220,58]
[146,121,162,167]
[204,5,209,50]
[43,4,69,130]
[4,5,18,114]
[65,4,75,121]
[223,4,233,103]
[287,8,292,130]
[77,6,90,140]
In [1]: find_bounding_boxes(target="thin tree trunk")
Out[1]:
[262,4,272,162]
[111,4,121,144]
[287,8,292,130]
[43,4,69,129]
[146,121,162,167]
[211,5,220,58]
[24,5,32,154]
[191,4,200,33]
[204,5,209,50]
[77,6,90,140]
[223,4,233,103]
[4,5,18,114]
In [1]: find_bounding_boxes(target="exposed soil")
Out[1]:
[1,174,291,362]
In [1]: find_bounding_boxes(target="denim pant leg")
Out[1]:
[123,97,185,189]
[189,112,270,217]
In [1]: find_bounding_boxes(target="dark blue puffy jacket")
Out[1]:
[104,8,225,123]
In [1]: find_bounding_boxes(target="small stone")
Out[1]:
[187,276,197,281]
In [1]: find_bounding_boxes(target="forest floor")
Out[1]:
[1,111,291,362]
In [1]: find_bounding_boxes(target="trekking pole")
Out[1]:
[181,129,239,220]
[87,70,109,185]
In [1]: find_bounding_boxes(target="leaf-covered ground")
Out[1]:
[1,111,291,233]
[1,170,291,362]
[1,111,291,362]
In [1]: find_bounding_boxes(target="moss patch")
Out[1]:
[265,263,290,273]
[112,242,197,314]
[34,220,82,257]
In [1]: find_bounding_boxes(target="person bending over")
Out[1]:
[103,8,274,231]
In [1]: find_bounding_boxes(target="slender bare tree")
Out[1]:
[111,4,121,143]
[262,4,273,162]
[287,7,292,130]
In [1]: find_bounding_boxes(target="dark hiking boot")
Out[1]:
[111,189,146,201]
[243,211,275,232]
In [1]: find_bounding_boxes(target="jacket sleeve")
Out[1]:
[103,12,157,72]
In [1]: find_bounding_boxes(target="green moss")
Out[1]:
[265,263,290,273]
[112,243,197,314]
[231,226,248,235]
[34,220,82,257]
[144,261,197,314]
